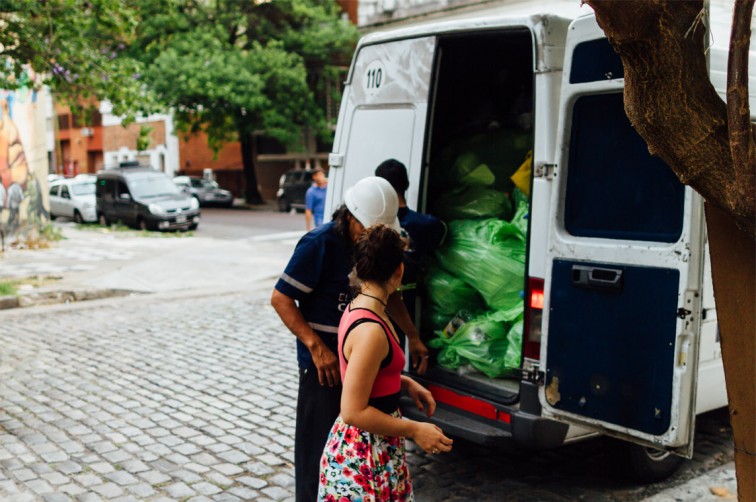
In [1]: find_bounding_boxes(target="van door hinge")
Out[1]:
[328,153,344,168]
[534,163,557,179]
[522,368,545,385]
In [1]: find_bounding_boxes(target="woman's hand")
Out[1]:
[411,422,453,455]
[404,377,436,418]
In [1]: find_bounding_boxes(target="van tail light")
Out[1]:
[523,277,544,360]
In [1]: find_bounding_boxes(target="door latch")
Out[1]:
[677,308,692,319]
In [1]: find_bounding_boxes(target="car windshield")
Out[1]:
[191,178,219,189]
[71,183,96,196]
[129,174,179,198]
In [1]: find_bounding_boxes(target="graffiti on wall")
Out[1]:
[0,81,49,240]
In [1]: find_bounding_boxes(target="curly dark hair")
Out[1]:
[353,224,407,284]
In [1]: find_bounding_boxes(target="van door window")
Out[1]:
[563,93,684,242]
[49,185,59,197]
[569,39,625,84]
[60,186,71,199]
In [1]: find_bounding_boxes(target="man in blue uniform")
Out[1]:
[271,176,430,502]
[304,167,327,231]
[376,159,447,325]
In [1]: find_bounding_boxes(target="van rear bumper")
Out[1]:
[399,381,568,450]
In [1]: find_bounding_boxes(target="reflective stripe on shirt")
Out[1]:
[280,272,313,294]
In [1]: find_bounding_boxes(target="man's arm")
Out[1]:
[387,291,429,374]
[304,187,315,231]
[304,209,314,231]
[271,289,340,386]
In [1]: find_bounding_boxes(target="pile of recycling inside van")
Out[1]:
[423,131,531,380]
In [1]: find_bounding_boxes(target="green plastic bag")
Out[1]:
[510,198,529,237]
[423,264,486,330]
[435,218,526,311]
[429,309,523,378]
[433,129,532,191]
[431,186,512,222]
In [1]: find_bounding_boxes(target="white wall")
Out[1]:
[99,101,180,176]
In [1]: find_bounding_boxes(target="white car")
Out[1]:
[49,175,97,223]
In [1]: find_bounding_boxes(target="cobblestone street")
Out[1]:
[0,289,734,501]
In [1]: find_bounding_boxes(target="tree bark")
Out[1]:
[705,203,755,501]
[586,0,755,238]
[239,130,263,205]
[727,0,756,220]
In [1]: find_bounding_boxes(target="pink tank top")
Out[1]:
[338,304,405,400]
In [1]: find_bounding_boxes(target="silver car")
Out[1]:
[49,175,98,223]
[173,176,234,207]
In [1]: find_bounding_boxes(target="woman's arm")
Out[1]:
[341,323,452,453]
[386,292,430,374]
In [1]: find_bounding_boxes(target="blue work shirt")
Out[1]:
[275,221,353,370]
[398,207,447,319]
[399,207,446,265]
[305,185,327,227]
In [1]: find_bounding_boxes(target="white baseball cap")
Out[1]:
[344,176,401,233]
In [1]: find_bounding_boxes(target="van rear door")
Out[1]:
[540,16,704,457]
[325,36,435,213]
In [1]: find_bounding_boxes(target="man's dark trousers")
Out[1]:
[295,367,341,501]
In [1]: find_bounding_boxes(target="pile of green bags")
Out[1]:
[423,137,531,378]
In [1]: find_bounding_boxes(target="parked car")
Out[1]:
[276,169,313,212]
[49,175,98,223]
[173,176,234,207]
[96,163,200,231]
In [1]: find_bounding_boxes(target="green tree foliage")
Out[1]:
[0,0,147,117]
[133,0,358,203]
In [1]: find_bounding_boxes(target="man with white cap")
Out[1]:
[271,176,429,502]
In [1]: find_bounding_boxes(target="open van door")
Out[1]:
[539,16,705,457]
[326,36,435,213]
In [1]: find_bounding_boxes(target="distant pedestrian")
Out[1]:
[305,167,328,231]
[375,159,446,331]
[271,176,430,502]
[318,224,452,500]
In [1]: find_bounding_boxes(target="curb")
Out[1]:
[0,288,137,310]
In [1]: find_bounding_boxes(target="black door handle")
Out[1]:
[571,265,623,292]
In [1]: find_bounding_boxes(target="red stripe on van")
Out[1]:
[428,385,510,424]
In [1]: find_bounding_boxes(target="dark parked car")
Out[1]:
[96,162,200,231]
[173,176,234,207]
[276,169,313,212]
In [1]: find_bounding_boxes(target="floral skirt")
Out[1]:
[318,413,413,501]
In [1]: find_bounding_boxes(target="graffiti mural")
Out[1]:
[0,80,49,241]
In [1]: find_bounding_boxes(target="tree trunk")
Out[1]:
[585,1,756,497]
[239,130,264,205]
[705,203,755,501]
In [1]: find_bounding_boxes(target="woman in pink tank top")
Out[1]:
[318,225,453,501]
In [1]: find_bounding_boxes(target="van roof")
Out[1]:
[358,0,591,47]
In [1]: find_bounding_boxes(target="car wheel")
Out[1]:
[73,210,84,224]
[50,213,57,221]
[610,440,685,483]
[189,223,198,231]
[138,218,149,231]
[98,213,109,226]
[278,197,290,212]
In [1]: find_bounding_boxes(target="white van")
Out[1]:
[324,1,751,482]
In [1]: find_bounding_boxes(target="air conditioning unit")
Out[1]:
[80,127,94,137]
